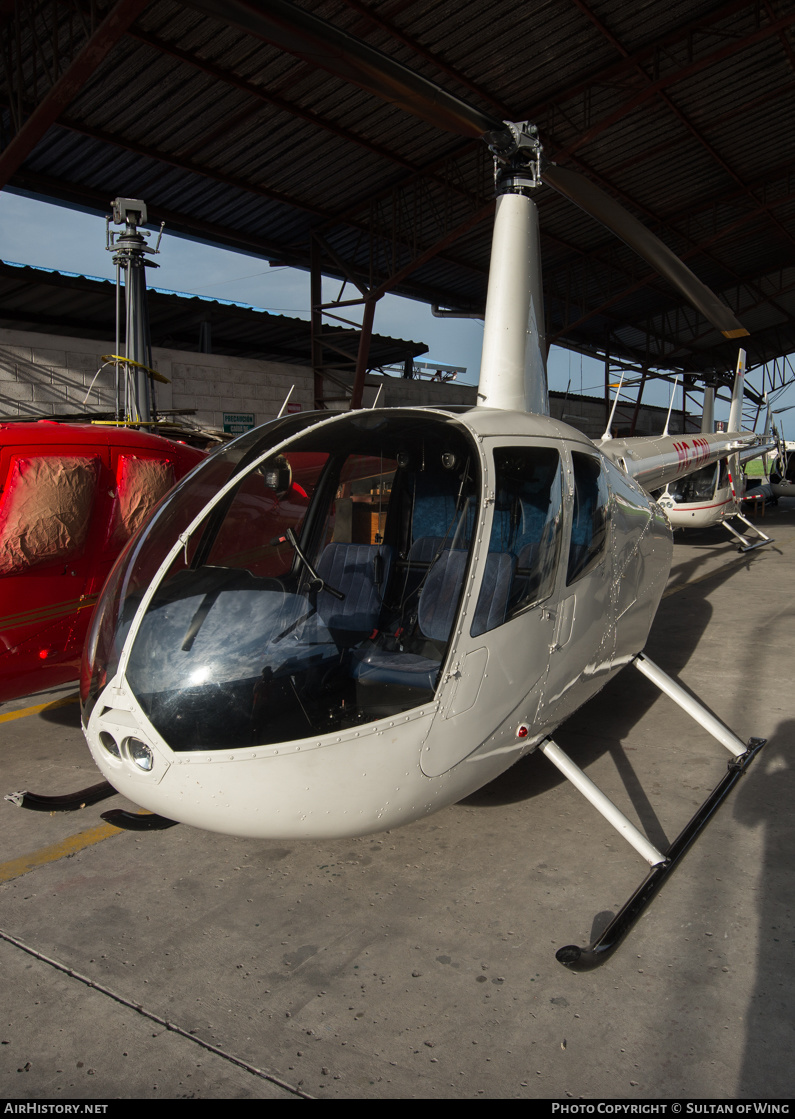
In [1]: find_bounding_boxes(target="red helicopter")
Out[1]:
[0,415,353,704]
[0,196,347,705]
[1,198,214,704]
[0,419,206,703]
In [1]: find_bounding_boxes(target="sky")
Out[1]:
[1,188,789,431]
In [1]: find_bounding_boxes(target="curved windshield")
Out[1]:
[81,412,321,722]
[666,461,719,503]
[94,411,479,750]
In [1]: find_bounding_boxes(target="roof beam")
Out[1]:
[554,6,795,161]
[568,0,795,253]
[127,24,431,180]
[0,0,151,189]
[55,112,332,219]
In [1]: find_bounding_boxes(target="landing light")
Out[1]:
[125,737,154,771]
[99,731,120,757]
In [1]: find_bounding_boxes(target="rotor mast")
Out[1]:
[477,123,549,416]
[106,197,162,423]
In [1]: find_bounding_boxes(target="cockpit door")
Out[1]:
[537,449,614,727]
[421,440,564,777]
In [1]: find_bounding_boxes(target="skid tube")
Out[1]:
[4,780,116,812]
[723,512,773,553]
[101,808,178,831]
[547,653,765,971]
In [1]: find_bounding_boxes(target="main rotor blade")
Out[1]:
[542,164,749,339]
[188,0,748,340]
[187,0,499,138]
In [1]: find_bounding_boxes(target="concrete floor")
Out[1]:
[1,503,793,1101]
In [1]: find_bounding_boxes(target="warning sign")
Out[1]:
[223,412,255,435]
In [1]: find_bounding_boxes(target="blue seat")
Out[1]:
[271,542,394,671]
[314,542,394,635]
[415,547,469,642]
[406,535,451,564]
[471,551,516,636]
[353,549,515,693]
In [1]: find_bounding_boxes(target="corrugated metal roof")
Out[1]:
[2,0,794,376]
[0,260,427,369]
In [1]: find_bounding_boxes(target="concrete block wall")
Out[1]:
[166,351,314,426]
[0,329,173,418]
[0,326,472,429]
[0,327,317,429]
[0,325,695,437]
[357,373,477,410]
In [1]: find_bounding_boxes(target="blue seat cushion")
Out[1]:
[315,542,393,632]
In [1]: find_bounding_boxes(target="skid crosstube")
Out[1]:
[724,510,773,553]
[555,737,765,970]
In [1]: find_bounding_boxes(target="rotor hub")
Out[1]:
[485,120,543,196]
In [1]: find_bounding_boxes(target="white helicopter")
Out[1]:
[629,358,777,551]
[75,4,768,968]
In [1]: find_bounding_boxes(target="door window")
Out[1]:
[567,452,609,585]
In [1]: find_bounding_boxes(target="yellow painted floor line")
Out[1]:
[0,821,122,884]
[0,693,80,724]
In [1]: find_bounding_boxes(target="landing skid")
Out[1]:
[3,781,176,830]
[544,653,765,971]
[101,809,178,830]
[723,511,772,552]
[4,780,116,812]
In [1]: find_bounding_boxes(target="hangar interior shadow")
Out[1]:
[733,716,794,1096]
[459,527,783,976]
[37,697,81,727]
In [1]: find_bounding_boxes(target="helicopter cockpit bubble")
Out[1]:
[80,403,682,844]
[82,409,487,752]
[80,411,323,722]
[653,459,731,513]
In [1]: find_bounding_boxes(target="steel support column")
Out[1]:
[310,237,325,410]
[350,297,378,411]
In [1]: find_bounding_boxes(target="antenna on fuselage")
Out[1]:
[277,384,295,417]
[662,376,680,438]
[601,372,626,441]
